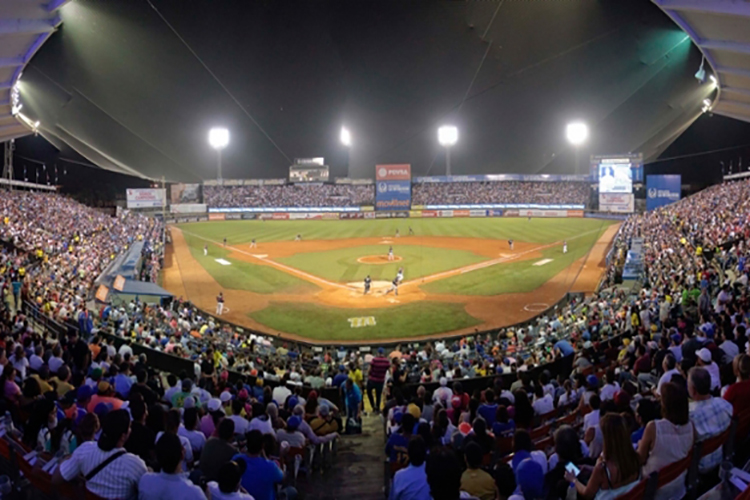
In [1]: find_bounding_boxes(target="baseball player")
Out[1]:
[250,238,257,248]
[408,226,415,236]
[384,275,399,296]
[562,240,568,254]
[508,239,514,251]
[396,267,404,284]
[364,275,372,295]
[295,234,302,241]
[203,244,208,256]
[388,246,394,261]
[395,229,400,238]
[223,237,227,247]
[216,291,225,315]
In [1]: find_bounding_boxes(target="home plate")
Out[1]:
[251,254,268,259]
[533,259,553,266]
[215,258,232,266]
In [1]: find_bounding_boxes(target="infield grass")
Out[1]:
[249,301,482,340]
[182,232,319,294]
[277,244,487,283]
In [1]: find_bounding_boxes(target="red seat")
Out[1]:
[534,435,554,453]
[699,426,730,459]
[656,450,693,489]
[614,474,650,500]
[555,410,578,426]
[529,423,550,441]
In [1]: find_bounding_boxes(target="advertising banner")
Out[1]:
[209,213,226,221]
[422,210,437,218]
[488,209,503,217]
[375,164,411,211]
[240,213,257,220]
[422,203,585,210]
[409,210,422,218]
[171,203,208,214]
[517,209,569,218]
[599,193,634,213]
[340,213,365,220]
[271,213,290,220]
[226,213,242,220]
[126,189,166,209]
[453,210,471,217]
[438,210,453,218]
[364,212,376,219]
[646,175,681,211]
[568,210,584,218]
[469,210,487,217]
[414,174,589,183]
[170,184,202,204]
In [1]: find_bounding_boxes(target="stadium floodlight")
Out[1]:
[438,125,458,175]
[565,122,588,146]
[208,127,229,181]
[340,126,351,147]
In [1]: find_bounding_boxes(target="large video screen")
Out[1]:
[598,163,632,194]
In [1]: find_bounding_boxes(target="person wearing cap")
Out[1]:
[54,409,147,500]
[200,398,225,438]
[332,365,348,388]
[87,381,124,413]
[171,379,198,409]
[138,433,206,500]
[208,460,254,500]
[291,405,337,445]
[309,404,340,437]
[343,378,363,432]
[367,347,390,413]
[276,415,305,448]
[696,348,721,392]
[688,366,733,473]
[432,377,453,405]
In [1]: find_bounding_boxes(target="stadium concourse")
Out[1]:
[0,179,746,499]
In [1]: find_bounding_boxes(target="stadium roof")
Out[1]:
[15,0,719,181]
[0,0,69,144]
[653,0,750,123]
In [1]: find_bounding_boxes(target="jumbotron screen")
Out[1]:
[289,165,329,183]
[598,161,633,194]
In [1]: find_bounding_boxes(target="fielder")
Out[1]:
[408,227,415,236]
[250,238,257,248]
[295,234,302,241]
[562,240,568,254]
[216,291,225,315]
[384,276,400,296]
[363,275,372,295]
[388,246,394,261]
[203,244,208,256]
[508,239,514,251]
[395,229,400,238]
[223,237,227,247]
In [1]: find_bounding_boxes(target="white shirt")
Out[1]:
[600,382,620,401]
[29,354,44,372]
[583,409,600,431]
[657,369,680,395]
[207,482,255,500]
[59,442,147,500]
[48,356,64,374]
[247,416,274,435]
[228,415,249,436]
[178,426,206,455]
[275,428,306,448]
[10,355,28,379]
[703,362,721,391]
[271,386,291,406]
[138,471,206,500]
[532,394,554,415]
[720,341,740,363]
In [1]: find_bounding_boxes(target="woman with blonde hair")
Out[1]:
[565,413,641,499]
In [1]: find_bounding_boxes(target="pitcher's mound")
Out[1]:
[357,255,402,264]
[347,280,392,293]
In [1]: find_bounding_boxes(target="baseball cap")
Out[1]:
[238,389,249,400]
[407,403,421,419]
[287,396,299,409]
[392,409,402,423]
[219,391,232,403]
[77,385,93,401]
[90,367,103,381]
[458,422,472,436]
[378,347,385,355]
[451,395,462,409]
[697,348,712,363]
[207,398,223,413]
[319,405,330,417]
[586,375,598,389]
[94,402,113,418]
[182,379,193,391]
[287,416,302,431]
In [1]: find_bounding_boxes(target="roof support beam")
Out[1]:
[714,100,750,113]
[716,66,750,79]
[700,39,750,56]
[713,109,750,123]
[46,0,69,13]
[655,0,750,17]
[722,87,750,98]
[0,81,12,91]
[0,58,23,69]
[0,18,60,36]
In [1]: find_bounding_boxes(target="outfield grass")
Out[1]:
[249,301,482,340]
[277,244,487,283]
[177,217,609,245]
[422,221,609,295]
[182,232,319,294]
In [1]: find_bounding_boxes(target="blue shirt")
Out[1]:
[332,373,349,388]
[233,454,284,500]
[389,463,431,500]
[138,472,206,500]
[385,432,410,465]
[478,403,498,427]
[554,340,575,357]
[114,374,133,398]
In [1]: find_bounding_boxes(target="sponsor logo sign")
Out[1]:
[126,188,166,209]
[453,210,471,217]
[226,213,242,220]
[348,316,377,328]
[469,209,487,217]
[646,175,681,211]
[271,213,289,220]
[375,164,411,211]
[422,210,437,218]
[375,164,411,181]
[599,193,634,213]
[209,213,226,221]
[409,210,422,218]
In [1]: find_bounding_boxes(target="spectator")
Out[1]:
[638,382,694,500]
[390,436,430,500]
[199,418,237,481]
[155,409,194,470]
[309,404,340,436]
[565,414,641,499]
[696,348,721,392]
[688,367,733,472]
[631,398,658,445]
[233,430,290,500]
[461,441,497,500]
[54,409,148,500]
[544,425,589,500]
[125,398,156,465]
[425,447,465,500]
[138,433,206,500]
[492,405,515,438]
[179,407,207,458]
[367,348,390,413]
[724,354,750,415]
[275,415,305,448]
[208,460,254,500]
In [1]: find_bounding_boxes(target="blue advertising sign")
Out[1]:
[413,174,589,183]
[646,175,681,211]
[376,180,411,211]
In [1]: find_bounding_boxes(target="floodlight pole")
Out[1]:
[445,147,452,176]
[217,149,222,182]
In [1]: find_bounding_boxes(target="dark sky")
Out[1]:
[11,0,744,193]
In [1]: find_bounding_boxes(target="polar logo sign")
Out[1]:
[646,175,681,211]
[376,164,412,211]
[348,317,376,328]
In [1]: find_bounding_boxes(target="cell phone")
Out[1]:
[565,462,581,476]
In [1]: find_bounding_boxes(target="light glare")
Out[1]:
[438,125,458,146]
[566,122,589,146]
[208,127,229,150]
[340,127,351,147]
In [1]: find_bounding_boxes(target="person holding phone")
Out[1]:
[564,414,641,500]
[544,425,592,500]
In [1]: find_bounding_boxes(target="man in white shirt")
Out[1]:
[696,348,721,392]
[48,345,64,374]
[656,353,680,396]
[719,332,740,364]
[54,410,148,500]
[118,341,134,359]
[228,400,250,436]
[582,395,600,432]
[432,377,453,404]
[29,345,44,372]
[532,386,554,416]
[271,383,291,407]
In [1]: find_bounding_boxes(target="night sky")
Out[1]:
[10,0,749,197]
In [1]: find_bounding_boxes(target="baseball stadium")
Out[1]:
[1,1,750,500]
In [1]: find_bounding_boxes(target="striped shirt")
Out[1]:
[368,356,390,383]
[59,442,148,500]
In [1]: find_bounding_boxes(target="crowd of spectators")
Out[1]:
[0,175,748,499]
[412,181,590,206]
[204,184,374,208]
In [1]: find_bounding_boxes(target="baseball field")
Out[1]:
[162,217,619,343]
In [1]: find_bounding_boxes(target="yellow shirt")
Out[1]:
[460,468,496,500]
[349,369,363,387]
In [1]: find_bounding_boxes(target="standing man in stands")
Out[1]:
[216,292,225,316]
[367,348,390,414]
